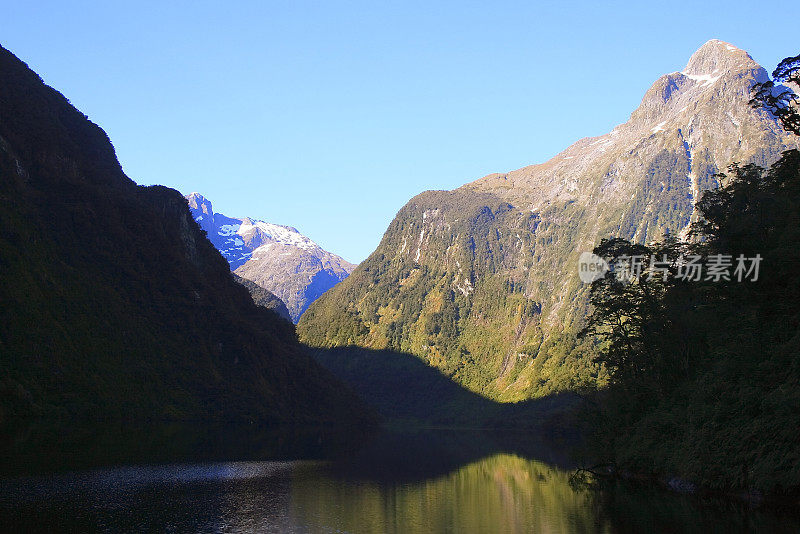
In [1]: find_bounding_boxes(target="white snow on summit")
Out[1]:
[237,220,319,251]
[184,192,356,322]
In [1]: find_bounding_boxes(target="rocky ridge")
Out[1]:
[186,193,355,322]
[298,40,799,402]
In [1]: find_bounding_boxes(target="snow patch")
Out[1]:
[218,224,240,236]
[681,70,722,88]
[237,220,318,251]
[651,121,668,133]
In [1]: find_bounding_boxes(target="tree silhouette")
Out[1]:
[581,51,800,491]
[751,53,800,136]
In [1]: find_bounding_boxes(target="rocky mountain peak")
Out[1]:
[628,40,770,126]
[681,39,754,76]
[184,193,356,322]
[465,41,794,213]
[299,39,799,402]
[186,192,213,217]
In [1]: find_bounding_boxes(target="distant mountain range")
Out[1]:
[298,40,800,402]
[0,44,370,425]
[186,192,355,322]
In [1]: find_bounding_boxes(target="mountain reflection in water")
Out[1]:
[1,425,797,533]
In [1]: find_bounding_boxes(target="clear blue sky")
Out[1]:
[1,1,794,263]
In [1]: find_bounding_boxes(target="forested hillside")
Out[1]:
[299,41,798,403]
[0,45,370,425]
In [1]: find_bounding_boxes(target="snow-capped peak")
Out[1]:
[183,192,356,322]
[237,219,319,251]
[184,193,324,268]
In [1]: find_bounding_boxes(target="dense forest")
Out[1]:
[298,189,608,402]
[583,53,800,493]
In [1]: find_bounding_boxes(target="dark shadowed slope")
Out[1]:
[232,274,292,322]
[0,44,371,426]
[308,345,582,431]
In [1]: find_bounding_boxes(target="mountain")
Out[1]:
[186,193,355,322]
[298,40,800,402]
[0,44,371,425]
[232,274,292,322]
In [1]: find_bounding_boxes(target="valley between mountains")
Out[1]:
[2,36,799,495]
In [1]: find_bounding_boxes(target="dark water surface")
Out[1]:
[1,424,797,533]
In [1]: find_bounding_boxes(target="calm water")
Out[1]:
[1,426,797,533]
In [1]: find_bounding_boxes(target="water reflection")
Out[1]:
[292,453,604,533]
[1,427,798,533]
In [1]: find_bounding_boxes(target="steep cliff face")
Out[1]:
[0,45,370,425]
[298,40,799,402]
[186,193,355,322]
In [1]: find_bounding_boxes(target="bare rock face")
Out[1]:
[186,193,355,322]
[298,40,799,402]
